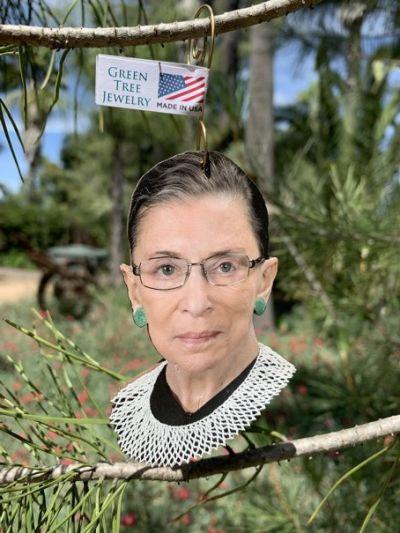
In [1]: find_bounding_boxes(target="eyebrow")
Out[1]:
[148,248,247,259]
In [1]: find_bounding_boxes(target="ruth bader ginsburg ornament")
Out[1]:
[109,342,296,467]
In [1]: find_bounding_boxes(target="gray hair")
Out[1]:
[127,151,269,260]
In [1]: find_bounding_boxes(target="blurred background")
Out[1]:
[0,1,399,531]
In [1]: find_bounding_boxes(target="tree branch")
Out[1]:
[0,0,322,49]
[1,414,398,485]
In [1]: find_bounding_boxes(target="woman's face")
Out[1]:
[121,193,278,372]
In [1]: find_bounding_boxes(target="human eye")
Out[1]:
[209,256,240,275]
[157,263,176,276]
[148,258,182,278]
[217,260,235,273]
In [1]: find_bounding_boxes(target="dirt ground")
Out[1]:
[0,267,41,305]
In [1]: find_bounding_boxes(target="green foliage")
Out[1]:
[0,291,399,531]
[1,1,400,530]
[273,45,400,326]
[0,249,36,269]
[0,193,70,252]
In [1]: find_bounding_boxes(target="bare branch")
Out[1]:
[0,0,322,49]
[1,414,398,485]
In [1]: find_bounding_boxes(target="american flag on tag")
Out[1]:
[158,73,206,103]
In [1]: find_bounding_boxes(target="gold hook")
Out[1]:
[197,119,210,177]
[197,119,207,151]
[187,4,215,177]
[187,4,216,69]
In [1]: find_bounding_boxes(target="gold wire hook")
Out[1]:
[197,119,207,151]
[187,4,215,177]
[187,4,216,69]
[197,119,210,177]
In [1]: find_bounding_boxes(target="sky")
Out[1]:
[0,42,316,194]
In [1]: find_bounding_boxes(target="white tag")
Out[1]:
[95,54,208,117]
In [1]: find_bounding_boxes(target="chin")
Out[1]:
[176,352,224,373]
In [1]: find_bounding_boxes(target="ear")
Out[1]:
[120,263,142,309]
[257,257,278,302]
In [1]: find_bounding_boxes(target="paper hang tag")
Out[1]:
[95,54,209,117]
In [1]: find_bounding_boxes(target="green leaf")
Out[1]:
[0,100,24,182]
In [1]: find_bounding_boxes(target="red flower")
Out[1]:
[289,337,308,355]
[297,384,308,396]
[60,458,75,466]
[119,359,145,373]
[4,340,17,352]
[12,381,22,390]
[14,448,28,459]
[46,430,58,441]
[109,383,121,395]
[20,393,35,404]
[74,511,86,523]
[121,513,137,526]
[110,452,123,462]
[323,417,334,429]
[83,406,98,416]
[384,435,396,446]
[180,514,191,525]
[174,486,191,501]
[77,390,89,405]
[267,332,279,349]
[80,368,90,378]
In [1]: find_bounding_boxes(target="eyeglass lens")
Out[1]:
[139,253,251,289]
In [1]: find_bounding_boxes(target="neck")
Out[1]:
[165,333,260,414]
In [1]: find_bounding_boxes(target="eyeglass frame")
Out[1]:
[131,253,266,290]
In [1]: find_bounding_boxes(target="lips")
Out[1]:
[177,331,220,340]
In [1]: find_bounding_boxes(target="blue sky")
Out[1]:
[0,43,316,193]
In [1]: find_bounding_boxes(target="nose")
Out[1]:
[178,263,213,316]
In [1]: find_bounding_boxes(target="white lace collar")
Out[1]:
[109,342,296,467]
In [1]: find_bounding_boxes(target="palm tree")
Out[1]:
[245,21,277,329]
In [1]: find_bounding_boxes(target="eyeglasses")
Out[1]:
[132,253,265,290]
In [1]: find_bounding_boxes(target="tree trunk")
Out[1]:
[109,143,125,286]
[340,2,366,169]
[22,81,43,199]
[220,0,240,90]
[245,22,275,330]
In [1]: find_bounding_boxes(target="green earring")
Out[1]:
[132,307,147,328]
[254,298,267,316]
